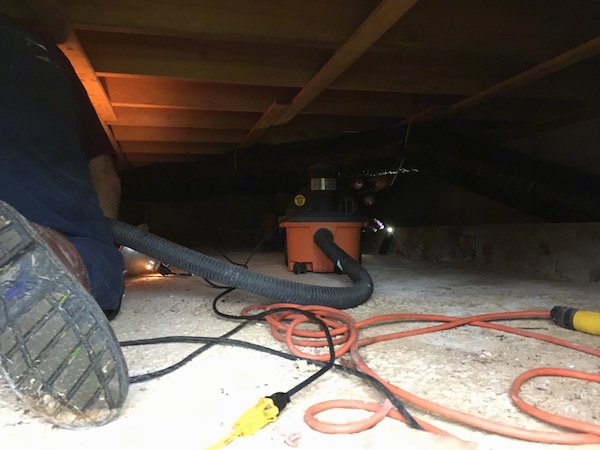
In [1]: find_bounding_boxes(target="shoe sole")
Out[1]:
[0,201,128,429]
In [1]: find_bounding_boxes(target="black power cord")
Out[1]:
[119,286,423,431]
[211,287,336,398]
[119,335,422,430]
[125,286,336,397]
[119,234,423,431]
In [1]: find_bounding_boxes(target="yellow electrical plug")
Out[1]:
[206,396,286,450]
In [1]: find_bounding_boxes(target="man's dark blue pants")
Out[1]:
[0,15,124,313]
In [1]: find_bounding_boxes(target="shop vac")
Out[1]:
[280,164,366,274]
[109,164,373,309]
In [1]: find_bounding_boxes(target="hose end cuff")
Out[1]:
[550,306,577,330]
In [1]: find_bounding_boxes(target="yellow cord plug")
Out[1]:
[206,397,281,450]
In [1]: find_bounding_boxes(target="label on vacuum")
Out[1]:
[294,194,306,207]
[311,178,337,191]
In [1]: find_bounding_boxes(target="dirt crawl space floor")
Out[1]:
[1,252,599,450]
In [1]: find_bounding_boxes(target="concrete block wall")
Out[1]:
[390,222,600,282]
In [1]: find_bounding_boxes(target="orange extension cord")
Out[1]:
[241,304,600,445]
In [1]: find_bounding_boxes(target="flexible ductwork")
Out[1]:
[404,128,600,222]
[120,125,600,222]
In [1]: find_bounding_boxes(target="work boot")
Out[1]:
[0,201,128,428]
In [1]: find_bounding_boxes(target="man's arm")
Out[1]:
[88,155,121,219]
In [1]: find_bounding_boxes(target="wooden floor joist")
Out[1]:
[404,35,600,125]
[238,101,290,149]
[238,0,419,148]
[24,0,116,122]
[57,31,117,123]
[274,0,419,126]
[498,107,600,143]
[449,35,600,116]
[23,0,130,167]
[59,30,132,167]
[10,0,599,165]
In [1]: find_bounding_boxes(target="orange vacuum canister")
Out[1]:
[280,215,366,273]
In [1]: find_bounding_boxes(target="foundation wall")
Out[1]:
[389,222,600,282]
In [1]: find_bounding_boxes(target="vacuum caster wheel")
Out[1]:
[293,262,307,274]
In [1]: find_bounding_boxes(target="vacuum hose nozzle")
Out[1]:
[551,306,600,336]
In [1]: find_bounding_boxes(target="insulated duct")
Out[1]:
[120,125,600,222]
[404,128,600,222]
[120,128,404,201]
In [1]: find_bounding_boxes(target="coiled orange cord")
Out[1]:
[241,304,600,445]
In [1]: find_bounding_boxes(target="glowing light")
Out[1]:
[351,178,364,190]
[386,226,394,233]
[146,260,155,270]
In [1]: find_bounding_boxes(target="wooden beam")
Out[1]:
[404,35,600,124]
[103,75,443,117]
[239,113,399,145]
[275,0,419,125]
[109,107,260,129]
[23,0,117,123]
[87,32,330,89]
[86,33,517,98]
[102,76,585,123]
[120,141,236,155]
[54,0,600,65]
[121,141,234,166]
[62,0,373,48]
[104,77,298,113]
[22,1,120,178]
[377,0,600,62]
[126,154,218,167]
[111,107,397,148]
[498,107,600,143]
[112,126,248,143]
[100,122,130,169]
[57,31,117,122]
[10,0,600,66]
[448,36,600,116]
[238,101,290,149]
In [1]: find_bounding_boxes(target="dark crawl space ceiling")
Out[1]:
[2,0,600,221]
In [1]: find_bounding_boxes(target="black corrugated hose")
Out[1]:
[108,220,373,309]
